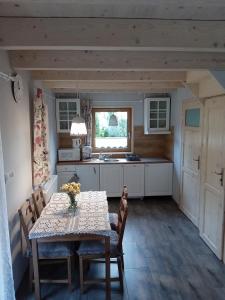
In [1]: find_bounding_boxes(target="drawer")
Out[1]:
[57,165,76,172]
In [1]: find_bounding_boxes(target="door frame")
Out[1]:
[199,95,225,259]
[180,100,203,228]
[0,128,16,299]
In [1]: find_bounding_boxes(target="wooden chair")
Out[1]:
[32,187,46,218]
[109,185,128,231]
[18,199,74,290]
[77,197,128,294]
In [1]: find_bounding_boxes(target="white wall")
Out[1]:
[0,50,33,289]
[170,87,194,204]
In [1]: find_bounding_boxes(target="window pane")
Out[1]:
[150,101,158,109]
[59,121,68,130]
[95,111,128,149]
[68,102,77,111]
[69,111,76,120]
[185,108,200,127]
[150,120,157,128]
[150,112,157,119]
[60,112,68,120]
[159,101,167,109]
[159,120,166,128]
[59,102,67,111]
[159,111,166,119]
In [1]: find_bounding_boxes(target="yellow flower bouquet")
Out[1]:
[60,182,81,209]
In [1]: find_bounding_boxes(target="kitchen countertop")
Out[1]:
[57,157,172,165]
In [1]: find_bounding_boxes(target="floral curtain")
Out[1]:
[33,89,50,187]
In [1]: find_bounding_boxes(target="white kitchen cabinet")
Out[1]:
[75,165,100,191]
[57,165,99,191]
[123,164,144,197]
[144,97,170,134]
[56,98,80,133]
[145,163,173,196]
[100,164,123,197]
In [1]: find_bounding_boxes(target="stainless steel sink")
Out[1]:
[103,158,119,162]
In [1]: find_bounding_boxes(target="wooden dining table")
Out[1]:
[29,191,112,300]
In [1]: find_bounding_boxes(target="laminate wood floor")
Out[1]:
[16,197,225,300]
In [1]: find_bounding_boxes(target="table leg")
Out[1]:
[32,239,41,300]
[105,237,111,300]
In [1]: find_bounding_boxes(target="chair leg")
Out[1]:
[117,257,124,292]
[79,256,84,294]
[121,254,124,271]
[29,257,33,292]
[67,256,72,291]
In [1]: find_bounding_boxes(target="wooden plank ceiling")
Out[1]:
[1,0,225,93]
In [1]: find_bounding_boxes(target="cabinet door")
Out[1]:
[144,97,170,134]
[145,163,173,196]
[75,165,100,191]
[100,165,123,197]
[123,164,144,197]
[56,99,80,133]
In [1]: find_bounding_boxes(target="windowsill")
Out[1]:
[92,151,133,156]
[144,130,171,135]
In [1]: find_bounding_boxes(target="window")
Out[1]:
[144,97,170,134]
[92,108,132,153]
[56,98,80,133]
[185,108,200,128]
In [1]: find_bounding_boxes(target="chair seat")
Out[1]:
[27,242,74,258]
[109,212,118,230]
[77,231,121,257]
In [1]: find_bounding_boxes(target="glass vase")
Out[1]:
[68,192,77,210]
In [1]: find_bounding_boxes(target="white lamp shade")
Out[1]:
[70,116,87,136]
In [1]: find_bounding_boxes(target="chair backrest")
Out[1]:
[122,185,128,199]
[118,185,128,215]
[117,197,128,250]
[32,187,46,218]
[18,199,36,254]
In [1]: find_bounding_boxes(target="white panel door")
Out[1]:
[181,102,202,227]
[100,165,123,197]
[123,164,144,197]
[75,165,100,191]
[200,96,225,259]
[145,163,173,196]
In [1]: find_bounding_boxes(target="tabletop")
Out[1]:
[29,191,111,240]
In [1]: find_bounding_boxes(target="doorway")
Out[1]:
[199,96,225,259]
[181,101,202,228]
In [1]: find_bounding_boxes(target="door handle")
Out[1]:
[193,156,200,170]
[213,168,224,186]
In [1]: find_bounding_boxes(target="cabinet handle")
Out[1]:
[93,167,96,174]
[193,155,200,170]
[213,168,224,186]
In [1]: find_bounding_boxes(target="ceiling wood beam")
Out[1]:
[1,18,225,52]
[51,88,177,93]
[1,1,225,20]
[31,70,186,82]
[44,80,183,91]
[9,50,225,70]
